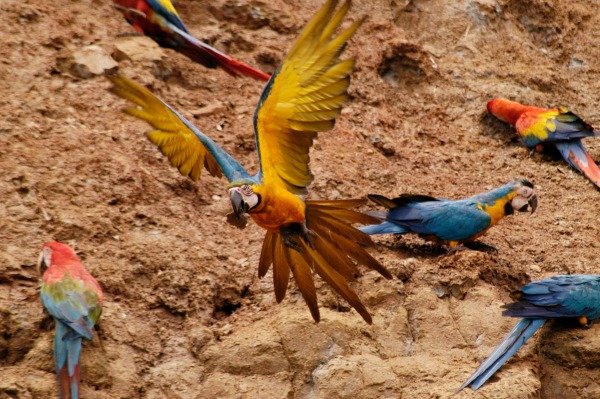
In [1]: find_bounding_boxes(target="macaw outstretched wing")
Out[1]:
[253,0,361,194]
[109,75,252,184]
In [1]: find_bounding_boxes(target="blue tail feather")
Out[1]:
[359,221,408,235]
[55,320,82,399]
[459,318,545,391]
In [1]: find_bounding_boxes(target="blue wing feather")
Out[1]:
[460,274,600,392]
[546,112,597,142]
[252,70,278,182]
[385,200,491,241]
[40,288,94,340]
[162,100,253,184]
[146,0,188,32]
[504,275,600,320]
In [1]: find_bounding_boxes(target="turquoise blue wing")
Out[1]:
[387,200,492,241]
[503,275,600,320]
[40,285,95,340]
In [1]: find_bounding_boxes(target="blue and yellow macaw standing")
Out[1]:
[109,0,392,323]
[360,180,538,249]
[112,0,270,81]
[459,275,600,391]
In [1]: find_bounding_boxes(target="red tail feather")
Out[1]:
[569,149,600,188]
[58,364,80,399]
[555,140,600,189]
[184,42,271,81]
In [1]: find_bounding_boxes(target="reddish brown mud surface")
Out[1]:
[1,0,599,398]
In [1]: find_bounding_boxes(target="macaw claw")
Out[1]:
[579,316,591,328]
[281,223,316,251]
[464,241,499,254]
[446,244,467,254]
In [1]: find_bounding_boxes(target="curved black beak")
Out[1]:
[528,194,538,214]
[229,190,249,217]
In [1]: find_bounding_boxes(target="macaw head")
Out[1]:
[36,241,79,276]
[507,179,537,214]
[226,183,262,228]
[112,0,149,26]
[487,98,529,126]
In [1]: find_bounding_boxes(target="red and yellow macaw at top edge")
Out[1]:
[109,0,392,324]
[112,0,270,81]
[488,98,600,189]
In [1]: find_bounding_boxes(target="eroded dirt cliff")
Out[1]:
[1,0,600,398]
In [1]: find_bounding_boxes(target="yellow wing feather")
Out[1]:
[154,0,180,17]
[108,75,222,181]
[255,0,362,194]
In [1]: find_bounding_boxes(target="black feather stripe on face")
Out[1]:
[520,179,534,188]
[504,201,514,216]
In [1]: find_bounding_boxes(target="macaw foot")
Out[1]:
[226,211,248,229]
[464,241,498,254]
[94,324,106,351]
[281,223,316,252]
[446,244,468,254]
[579,316,592,328]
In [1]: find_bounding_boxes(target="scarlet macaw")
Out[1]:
[38,242,104,399]
[488,98,600,189]
[112,0,270,81]
[109,0,391,323]
[360,179,537,249]
[459,275,600,391]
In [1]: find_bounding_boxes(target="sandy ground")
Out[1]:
[1,0,600,398]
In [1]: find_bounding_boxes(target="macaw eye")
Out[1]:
[518,186,532,197]
[241,185,253,196]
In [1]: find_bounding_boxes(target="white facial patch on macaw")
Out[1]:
[236,185,260,210]
[37,247,52,275]
[511,185,537,213]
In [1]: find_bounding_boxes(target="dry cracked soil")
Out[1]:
[1,0,600,398]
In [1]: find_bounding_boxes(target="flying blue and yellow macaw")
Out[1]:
[459,274,600,391]
[112,0,270,81]
[109,0,392,323]
[38,242,104,399]
[488,98,600,189]
[360,179,538,249]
